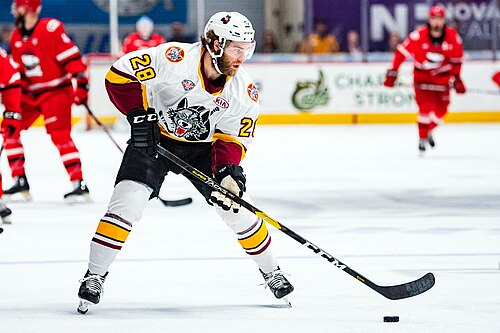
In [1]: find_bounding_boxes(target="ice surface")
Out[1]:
[0,124,499,333]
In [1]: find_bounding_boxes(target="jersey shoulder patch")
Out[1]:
[246,83,259,102]
[164,46,185,63]
[409,30,421,41]
[45,19,62,33]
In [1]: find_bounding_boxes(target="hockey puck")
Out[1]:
[0,227,3,233]
[383,316,399,322]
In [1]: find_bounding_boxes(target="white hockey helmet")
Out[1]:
[136,15,154,39]
[204,11,256,60]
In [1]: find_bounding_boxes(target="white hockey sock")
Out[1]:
[216,194,278,273]
[88,180,152,275]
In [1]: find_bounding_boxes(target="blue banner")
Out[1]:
[0,0,188,53]
[0,0,187,24]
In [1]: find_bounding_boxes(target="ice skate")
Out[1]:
[77,270,107,314]
[260,267,294,306]
[0,201,12,224]
[418,139,427,154]
[3,175,31,202]
[64,180,90,202]
[428,132,435,148]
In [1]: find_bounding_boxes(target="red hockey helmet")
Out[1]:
[429,6,446,18]
[13,0,41,13]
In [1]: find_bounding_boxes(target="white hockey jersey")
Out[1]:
[107,42,260,151]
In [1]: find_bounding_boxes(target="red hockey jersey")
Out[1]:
[0,48,22,113]
[390,25,463,87]
[10,18,86,96]
[122,32,166,54]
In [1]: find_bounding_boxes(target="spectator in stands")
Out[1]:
[346,30,362,54]
[259,30,279,53]
[300,18,339,54]
[170,21,192,43]
[0,26,12,53]
[122,16,166,54]
[387,32,401,52]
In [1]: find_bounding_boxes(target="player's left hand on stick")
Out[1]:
[452,75,466,94]
[74,74,89,105]
[210,164,246,213]
[1,111,22,140]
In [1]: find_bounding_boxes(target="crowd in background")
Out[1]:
[0,15,476,57]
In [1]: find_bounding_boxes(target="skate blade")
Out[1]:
[281,296,292,307]
[3,192,32,203]
[77,299,92,314]
[65,193,91,203]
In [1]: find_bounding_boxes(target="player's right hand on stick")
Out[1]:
[383,69,398,87]
[210,164,246,213]
[126,108,160,157]
[1,111,22,140]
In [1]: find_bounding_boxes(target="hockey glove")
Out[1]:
[1,111,22,140]
[210,164,246,213]
[452,76,466,94]
[493,72,500,89]
[383,69,398,87]
[126,108,160,157]
[74,74,89,105]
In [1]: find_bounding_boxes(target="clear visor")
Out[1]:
[223,41,256,60]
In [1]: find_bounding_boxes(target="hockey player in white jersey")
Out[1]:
[77,12,294,314]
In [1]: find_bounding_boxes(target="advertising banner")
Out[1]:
[245,61,499,116]
[313,0,499,51]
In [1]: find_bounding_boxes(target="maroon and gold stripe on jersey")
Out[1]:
[237,218,271,255]
[105,66,148,115]
[91,212,132,250]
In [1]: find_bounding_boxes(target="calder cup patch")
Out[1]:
[247,83,259,102]
[165,46,185,63]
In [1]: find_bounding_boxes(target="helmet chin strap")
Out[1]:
[206,38,227,75]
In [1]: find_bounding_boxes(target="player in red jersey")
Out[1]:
[7,0,90,201]
[122,16,166,54]
[0,48,18,222]
[384,5,466,153]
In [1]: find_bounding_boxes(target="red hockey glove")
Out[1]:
[452,76,466,94]
[1,111,22,140]
[74,75,89,105]
[383,69,398,87]
[492,72,500,89]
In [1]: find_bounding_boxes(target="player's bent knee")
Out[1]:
[107,180,152,223]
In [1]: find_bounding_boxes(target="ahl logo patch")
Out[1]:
[247,83,259,102]
[213,96,229,108]
[181,79,195,91]
[165,46,185,63]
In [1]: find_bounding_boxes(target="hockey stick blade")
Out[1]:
[156,145,436,300]
[159,197,193,207]
[371,272,435,300]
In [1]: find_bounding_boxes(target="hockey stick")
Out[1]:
[399,83,500,95]
[156,145,435,300]
[83,104,124,154]
[83,104,192,207]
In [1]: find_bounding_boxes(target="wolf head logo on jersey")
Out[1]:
[166,98,210,141]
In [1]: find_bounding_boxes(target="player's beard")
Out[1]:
[217,53,240,77]
[15,14,25,30]
[430,22,443,35]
